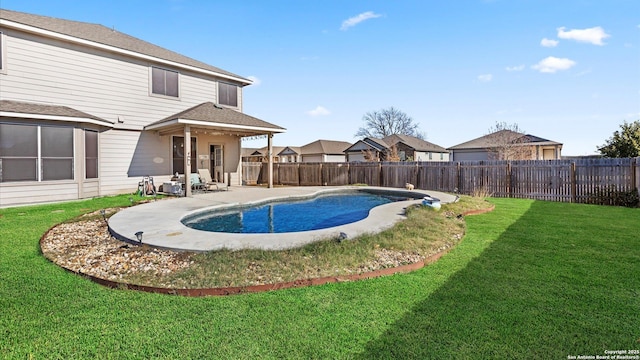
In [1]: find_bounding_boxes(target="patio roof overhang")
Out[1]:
[144,102,286,138]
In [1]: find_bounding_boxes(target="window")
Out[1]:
[428,152,432,160]
[0,124,73,182]
[151,67,179,97]
[172,136,197,174]
[0,124,38,182]
[0,31,5,72]
[85,130,98,179]
[41,126,73,180]
[218,82,238,107]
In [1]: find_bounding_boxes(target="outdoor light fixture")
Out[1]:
[135,231,143,243]
[129,197,133,204]
[100,209,107,223]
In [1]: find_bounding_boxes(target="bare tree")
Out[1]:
[485,122,532,160]
[361,148,380,162]
[355,107,425,139]
[385,144,401,162]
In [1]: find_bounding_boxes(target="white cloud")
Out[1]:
[247,76,261,86]
[505,64,525,72]
[307,106,331,116]
[477,74,493,82]
[540,38,559,47]
[532,56,576,73]
[557,26,610,45]
[340,11,382,31]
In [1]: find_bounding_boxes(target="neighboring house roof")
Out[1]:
[241,147,261,157]
[448,130,562,150]
[301,140,352,155]
[345,134,447,154]
[144,102,286,136]
[382,134,448,152]
[344,137,390,153]
[0,8,251,84]
[244,146,287,157]
[0,100,113,127]
[279,146,301,156]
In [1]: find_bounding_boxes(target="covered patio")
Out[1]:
[144,102,285,197]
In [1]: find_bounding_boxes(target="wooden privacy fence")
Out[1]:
[242,158,640,205]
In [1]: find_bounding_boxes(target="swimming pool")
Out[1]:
[182,190,420,233]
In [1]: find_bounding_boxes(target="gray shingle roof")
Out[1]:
[301,139,352,155]
[146,102,285,133]
[0,99,111,125]
[0,8,250,83]
[382,134,447,152]
[448,130,562,149]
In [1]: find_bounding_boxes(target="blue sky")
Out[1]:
[3,0,639,155]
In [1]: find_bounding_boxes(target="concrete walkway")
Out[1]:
[107,186,457,251]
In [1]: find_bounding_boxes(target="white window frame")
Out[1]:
[85,129,99,179]
[0,31,7,74]
[218,82,238,107]
[0,123,74,182]
[150,66,180,99]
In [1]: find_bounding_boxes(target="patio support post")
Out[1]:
[184,125,192,197]
[267,133,274,188]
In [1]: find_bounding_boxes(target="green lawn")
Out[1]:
[1,196,638,359]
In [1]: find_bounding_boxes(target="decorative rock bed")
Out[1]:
[40,205,494,296]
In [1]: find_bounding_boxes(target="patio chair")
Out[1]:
[197,169,228,191]
[190,173,205,193]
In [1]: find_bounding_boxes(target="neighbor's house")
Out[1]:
[277,146,301,163]
[447,130,562,161]
[0,9,285,207]
[243,140,351,163]
[242,146,286,163]
[296,139,351,163]
[344,134,449,162]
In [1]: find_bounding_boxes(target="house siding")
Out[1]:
[0,23,247,205]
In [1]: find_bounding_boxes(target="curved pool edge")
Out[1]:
[179,187,432,231]
[107,186,457,252]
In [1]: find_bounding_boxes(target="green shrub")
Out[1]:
[588,186,639,207]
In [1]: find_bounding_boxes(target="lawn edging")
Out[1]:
[40,203,495,296]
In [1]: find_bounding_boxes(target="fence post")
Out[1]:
[456,162,462,193]
[634,157,640,199]
[571,162,577,203]
[506,162,512,198]
[378,162,383,187]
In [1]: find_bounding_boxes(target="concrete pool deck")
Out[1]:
[107,186,457,251]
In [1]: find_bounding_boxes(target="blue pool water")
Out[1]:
[182,191,417,233]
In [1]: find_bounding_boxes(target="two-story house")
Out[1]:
[0,9,285,207]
